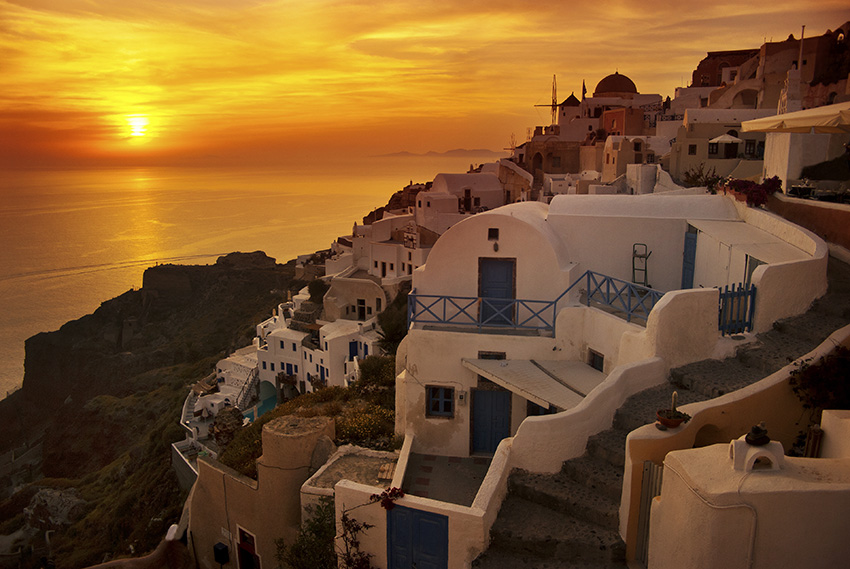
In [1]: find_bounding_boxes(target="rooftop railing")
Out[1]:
[407,270,664,333]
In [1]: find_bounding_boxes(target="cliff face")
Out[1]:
[0,251,295,457]
[0,252,299,567]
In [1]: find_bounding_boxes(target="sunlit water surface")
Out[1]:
[0,157,493,397]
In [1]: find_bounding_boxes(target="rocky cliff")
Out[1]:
[0,252,298,567]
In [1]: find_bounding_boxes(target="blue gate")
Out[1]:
[472,389,511,454]
[388,505,448,569]
[718,283,756,335]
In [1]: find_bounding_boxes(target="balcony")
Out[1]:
[407,270,664,334]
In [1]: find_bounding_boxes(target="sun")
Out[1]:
[126,115,149,137]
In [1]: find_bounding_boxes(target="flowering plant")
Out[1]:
[725,176,781,207]
[370,487,405,510]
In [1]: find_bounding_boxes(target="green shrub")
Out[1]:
[275,498,336,569]
[336,404,394,441]
[308,279,330,304]
[351,356,396,409]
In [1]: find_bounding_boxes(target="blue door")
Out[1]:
[681,229,697,289]
[388,506,448,569]
[349,340,358,360]
[479,258,515,325]
[472,389,512,453]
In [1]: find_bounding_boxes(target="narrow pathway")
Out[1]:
[473,256,850,569]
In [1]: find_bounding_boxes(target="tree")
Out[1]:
[308,279,329,304]
[376,287,409,355]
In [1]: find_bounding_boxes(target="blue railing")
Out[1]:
[407,270,664,333]
[718,283,756,335]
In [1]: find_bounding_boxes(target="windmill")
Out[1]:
[534,75,558,126]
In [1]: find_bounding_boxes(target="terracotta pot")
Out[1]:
[656,410,685,428]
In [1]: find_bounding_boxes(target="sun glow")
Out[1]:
[127,115,149,137]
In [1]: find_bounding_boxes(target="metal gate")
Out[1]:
[718,283,756,335]
[635,460,664,566]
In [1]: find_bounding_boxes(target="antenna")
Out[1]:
[534,75,558,125]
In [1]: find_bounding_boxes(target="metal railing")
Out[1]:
[407,270,664,333]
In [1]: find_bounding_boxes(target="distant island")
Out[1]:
[377,148,508,158]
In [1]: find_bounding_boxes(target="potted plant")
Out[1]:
[656,391,691,428]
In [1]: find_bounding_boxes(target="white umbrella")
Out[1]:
[741,101,850,133]
[709,134,743,144]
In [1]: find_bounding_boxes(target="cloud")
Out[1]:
[1,0,848,167]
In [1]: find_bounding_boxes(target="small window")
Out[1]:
[262,361,267,370]
[374,261,378,268]
[418,200,422,208]
[408,252,412,261]
[647,154,655,164]
[367,307,373,315]
[688,144,697,156]
[389,263,394,270]
[588,349,604,372]
[280,362,284,369]
[745,140,755,156]
[488,228,499,241]
[551,156,561,168]
[708,143,718,155]
[294,365,298,373]
[309,354,312,363]
[427,201,431,207]
[292,343,296,351]
[280,340,284,349]
[427,386,454,417]
[634,141,642,151]
[478,351,506,360]
[324,342,328,350]
[270,362,275,371]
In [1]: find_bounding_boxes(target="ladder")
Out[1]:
[632,243,651,287]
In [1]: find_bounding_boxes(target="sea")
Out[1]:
[0,155,498,399]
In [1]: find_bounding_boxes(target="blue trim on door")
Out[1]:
[472,389,511,453]
[479,258,515,325]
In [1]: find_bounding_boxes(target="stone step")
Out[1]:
[734,329,823,374]
[472,545,627,569]
[585,429,628,468]
[560,455,624,504]
[773,311,848,345]
[488,496,626,564]
[669,358,764,399]
[509,469,619,530]
[612,384,705,431]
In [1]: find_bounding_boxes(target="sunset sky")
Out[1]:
[1,0,848,169]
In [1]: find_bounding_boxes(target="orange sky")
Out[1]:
[1,0,848,169]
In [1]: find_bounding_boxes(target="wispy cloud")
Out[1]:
[1,0,847,167]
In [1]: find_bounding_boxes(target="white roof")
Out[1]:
[462,358,605,410]
[687,219,809,264]
[548,194,738,220]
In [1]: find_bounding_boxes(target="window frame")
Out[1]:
[426,386,455,418]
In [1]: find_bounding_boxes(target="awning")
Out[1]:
[741,101,850,133]
[709,134,743,144]
[461,358,605,411]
